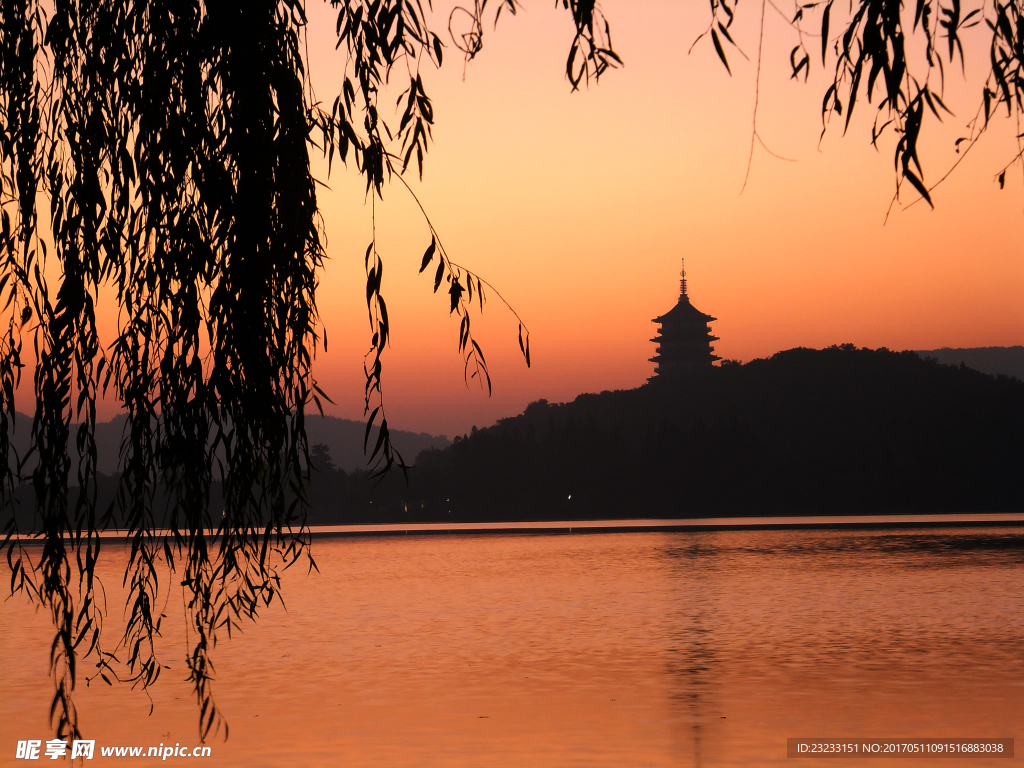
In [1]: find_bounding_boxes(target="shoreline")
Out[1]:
[6,512,1023,542]
[306,513,1024,537]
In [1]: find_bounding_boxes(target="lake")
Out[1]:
[2,525,1021,766]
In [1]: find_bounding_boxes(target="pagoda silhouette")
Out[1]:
[649,260,720,379]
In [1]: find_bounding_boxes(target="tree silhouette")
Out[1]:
[1,0,1021,744]
[702,0,1023,207]
[0,0,608,742]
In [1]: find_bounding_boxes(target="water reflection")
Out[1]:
[662,529,1024,562]
[1,526,1021,767]
[665,535,724,768]
[659,528,1023,766]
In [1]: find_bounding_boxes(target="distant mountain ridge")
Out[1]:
[304,414,450,472]
[913,346,1024,381]
[5,412,450,476]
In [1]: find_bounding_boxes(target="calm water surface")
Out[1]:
[2,527,1021,766]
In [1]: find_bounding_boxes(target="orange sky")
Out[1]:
[300,1,1022,436]
[12,1,1024,437]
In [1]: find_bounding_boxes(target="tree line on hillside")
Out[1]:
[311,345,1024,521]
[913,346,1024,382]
[3,345,1021,532]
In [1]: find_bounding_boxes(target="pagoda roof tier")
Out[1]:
[651,335,720,344]
[653,297,716,324]
[650,355,722,366]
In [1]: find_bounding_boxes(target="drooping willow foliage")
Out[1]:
[0,0,614,742]
[702,0,1024,206]
[1,0,1020,746]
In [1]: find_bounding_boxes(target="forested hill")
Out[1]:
[6,345,1021,530]
[913,346,1024,381]
[349,345,1024,523]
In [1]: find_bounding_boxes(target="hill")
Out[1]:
[303,414,450,472]
[340,345,1024,522]
[2,412,450,532]
[6,346,1021,529]
[4,412,450,476]
[913,346,1024,381]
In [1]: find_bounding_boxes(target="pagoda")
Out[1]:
[649,260,720,379]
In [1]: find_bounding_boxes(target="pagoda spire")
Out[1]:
[679,258,688,298]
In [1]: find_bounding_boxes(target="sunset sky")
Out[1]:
[298,1,1023,437]
[24,1,1024,437]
